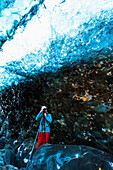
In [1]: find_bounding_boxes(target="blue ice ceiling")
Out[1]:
[0,0,113,90]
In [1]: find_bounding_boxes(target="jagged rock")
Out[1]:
[27,144,113,170]
[0,165,19,170]
[0,149,17,166]
[0,116,9,139]
[0,138,6,149]
[0,57,113,155]
[0,1,113,169]
[16,138,36,168]
[0,157,4,166]
[60,154,112,170]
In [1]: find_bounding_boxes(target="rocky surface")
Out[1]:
[0,149,17,167]
[0,0,113,169]
[27,144,113,170]
[0,165,19,170]
[0,56,113,168]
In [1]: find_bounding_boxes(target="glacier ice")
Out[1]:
[0,0,113,90]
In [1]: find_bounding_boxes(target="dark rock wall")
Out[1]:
[0,55,113,154]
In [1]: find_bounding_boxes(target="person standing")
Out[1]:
[35,106,52,151]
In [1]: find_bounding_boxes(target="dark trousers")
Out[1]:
[36,132,50,151]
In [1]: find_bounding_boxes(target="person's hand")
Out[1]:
[40,109,43,113]
[44,113,46,117]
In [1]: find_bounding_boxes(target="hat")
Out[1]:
[41,106,47,110]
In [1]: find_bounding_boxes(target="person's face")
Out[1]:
[45,109,47,113]
[43,108,47,113]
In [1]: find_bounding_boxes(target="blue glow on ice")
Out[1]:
[0,0,113,90]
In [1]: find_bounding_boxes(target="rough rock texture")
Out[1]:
[0,165,19,170]
[0,149,17,166]
[0,0,113,169]
[27,144,113,170]
[0,56,113,168]
[16,138,35,168]
[0,56,113,154]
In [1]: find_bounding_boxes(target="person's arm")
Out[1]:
[35,112,43,121]
[45,113,52,124]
